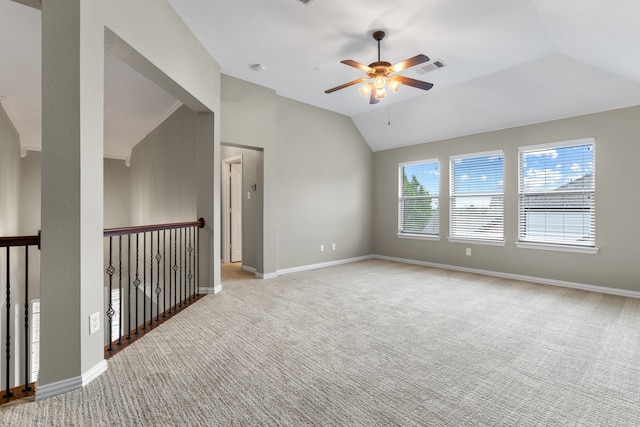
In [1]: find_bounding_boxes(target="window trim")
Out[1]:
[397,158,440,237]
[449,149,505,244]
[517,137,596,250]
[514,241,598,254]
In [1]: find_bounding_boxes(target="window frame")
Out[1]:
[397,158,440,240]
[516,137,598,254]
[448,149,505,246]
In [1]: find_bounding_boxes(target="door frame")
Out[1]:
[221,154,242,263]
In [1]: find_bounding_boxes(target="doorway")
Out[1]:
[222,155,242,263]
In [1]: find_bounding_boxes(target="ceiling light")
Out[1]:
[373,76,386,90]
[250,64,266,72]
[388,77,401,93]
[359,84,372,97]
[375,87,386,100]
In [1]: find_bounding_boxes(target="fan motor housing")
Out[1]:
[367,61,392,78]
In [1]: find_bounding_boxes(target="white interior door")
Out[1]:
[230,162,243,262]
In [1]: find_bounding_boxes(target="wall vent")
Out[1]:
[415,59,446,75]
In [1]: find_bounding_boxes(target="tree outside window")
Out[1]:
[398,160,439,235]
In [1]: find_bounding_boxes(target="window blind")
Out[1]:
[398,160,439,235]
[450,151,504,241]
[519,139,595,246]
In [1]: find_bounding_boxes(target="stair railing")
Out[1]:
[103,218,206,358]
[0,232,40,403]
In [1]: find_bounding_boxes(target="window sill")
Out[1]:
[514,241,599,254]
[447,237,505,247]
[397,233,441,241]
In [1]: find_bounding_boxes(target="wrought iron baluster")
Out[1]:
[127,234,132,339]
[134,233,140,335]
[118,236,123,346]
[173,229,178,312]
[155,231,162,322]
[188,226,193,301]
[179,228,183,307]
[170,229,174,313]
[162,230,167,317]
[143,232,147,330]
[149,232,154,328]
[196,224,200,297]
[4,248,13,398]
[23,246,32,392]
[106,237,115,351]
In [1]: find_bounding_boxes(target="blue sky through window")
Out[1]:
[521,144,593,192]
[452,154,504,195]
[403,161,440,196]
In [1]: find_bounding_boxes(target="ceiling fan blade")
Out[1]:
[369,89,380,105]
[325,77,370,94]
[393,75,434,91]
[341,59,374,73]
[389,54,430,73]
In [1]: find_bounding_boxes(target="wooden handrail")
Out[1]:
[0,233,40,249]
[0,218,205,247]
[103,218,205,238]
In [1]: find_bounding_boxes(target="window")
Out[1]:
[518,138,595,248]
[450,150,504,243]
[398,159,439,236]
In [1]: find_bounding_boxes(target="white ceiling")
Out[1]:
[2,0,640,158]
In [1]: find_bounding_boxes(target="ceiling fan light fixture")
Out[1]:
[359,84,372,97]
[388,77,401,93]
[324,30,433,104]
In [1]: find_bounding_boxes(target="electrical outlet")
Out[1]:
[320,244,324,252]
[466,248,472,256]
[89,312,100,335]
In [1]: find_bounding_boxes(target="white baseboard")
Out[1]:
[256,272,278,279]
[37,359,108,401]
[238,264,280,280]
[373,254,640,299]
[198,286,220,294]
[82,359,108,386]
[276,255,373,276]
[214,284,222,294]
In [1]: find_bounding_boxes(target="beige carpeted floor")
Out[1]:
[2,259,640,426]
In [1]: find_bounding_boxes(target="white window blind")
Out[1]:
[398,159,439,235]
[519,139,595,247]
[450,151,504,241]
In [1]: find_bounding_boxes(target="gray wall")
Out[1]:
[129,105,197,225]
[104,158,131,228]
[221,75,374,273]
[0,103,21,236]
[373,105,640,291]
[275,96,373,270]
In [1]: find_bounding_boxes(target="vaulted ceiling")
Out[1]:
[2,0,640,159]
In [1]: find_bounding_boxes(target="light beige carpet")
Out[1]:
[2,259,639,426]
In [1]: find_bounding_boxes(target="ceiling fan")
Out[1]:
[325,30,434,104]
